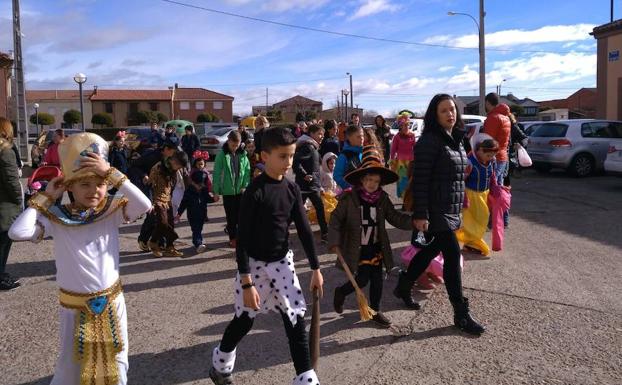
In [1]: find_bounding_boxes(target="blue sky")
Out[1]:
[0,0,610,116]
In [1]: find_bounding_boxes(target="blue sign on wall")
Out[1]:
[609,50,620,62]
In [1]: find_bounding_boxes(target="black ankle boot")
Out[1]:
[393,271,421,310]
[451,297,486,335]
[333,286,345,314]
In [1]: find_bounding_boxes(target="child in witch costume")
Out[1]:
[8,133,151,385]
[209,127,324,385]
[328,146,413,327]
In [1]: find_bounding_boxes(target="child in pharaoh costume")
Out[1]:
[9,133,151,385]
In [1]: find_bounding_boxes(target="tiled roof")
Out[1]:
[90,89,172,101]
[27,90,94,100]
[591,19,622,37]
[274,95,322,106]
[174,87,233,100]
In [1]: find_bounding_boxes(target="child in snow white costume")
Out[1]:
[9,133,151,385]
[209,127,324,385]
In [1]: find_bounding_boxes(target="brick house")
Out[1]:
[90,89,173,127]
[26,89,94,131]
[0,52,12,119]
[538,88,597,119]
[273,95,323,123]
[173,86,234,122]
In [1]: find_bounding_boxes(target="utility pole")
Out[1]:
[347,72,353,115]
[12,0,29,161]
[612,0,615,22]
[265,87,269,115]
[479,0,486,115]
[340,90,344,121]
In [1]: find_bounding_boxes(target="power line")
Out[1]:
[161,0,593,55]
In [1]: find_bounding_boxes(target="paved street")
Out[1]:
[1,169,621,385]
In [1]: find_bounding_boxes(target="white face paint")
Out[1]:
[360,206,377,245]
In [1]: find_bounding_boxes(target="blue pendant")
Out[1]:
[87,296,108,315]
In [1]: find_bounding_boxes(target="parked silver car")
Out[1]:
[604,143,622,175]
[200,127,254,157]
[527,119,622,177]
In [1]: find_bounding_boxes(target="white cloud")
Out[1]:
[424,24,596,48]
[438,65,455,72]
[349,0,400,21]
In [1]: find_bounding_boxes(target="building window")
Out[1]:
[213,101,223,110]
[180,102,190,110]
[129,103,139,116]
[105,103,114,114]
[150,102,159,111]
[195,101,205,110]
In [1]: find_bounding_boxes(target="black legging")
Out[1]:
[301,191,327,234]
[405,230,463,303]
[223,194,242,240]
[0,231,13,275]
[219,311,311,375]
[338,264,383,311]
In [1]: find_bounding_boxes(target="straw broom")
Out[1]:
[336,251,376,321]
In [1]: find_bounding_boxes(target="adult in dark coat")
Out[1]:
[319,119,340,158]
[0,118,22,290]
[293,124,328,240]
[393,94,485,335]
[373,115,392,164]
[181,126,200,166]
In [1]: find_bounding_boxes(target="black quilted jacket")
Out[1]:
[410,128,467,232]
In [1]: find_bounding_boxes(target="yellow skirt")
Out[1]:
[308,192,338,225]
[456,189,491,256]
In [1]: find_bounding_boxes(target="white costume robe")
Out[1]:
[9,180,151,385]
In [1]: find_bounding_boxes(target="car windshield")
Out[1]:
[531,123,568,138]
[211,128,233,137]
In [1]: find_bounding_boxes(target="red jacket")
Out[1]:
[483,104,511,162]
[43,143,61,166]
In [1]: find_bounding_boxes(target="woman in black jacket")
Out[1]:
[393,94,485,335]
[293,124,328,242]
[374,115,392,164]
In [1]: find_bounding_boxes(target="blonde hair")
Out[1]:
[508,112,517,124]
[254,115,270,131]
[0,117,14,142]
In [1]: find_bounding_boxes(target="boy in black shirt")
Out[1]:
[209,127,324,385]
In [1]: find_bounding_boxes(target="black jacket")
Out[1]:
[181,134,200,157]
[109,146,129,174]
[319,136,340,158]
[177,185,213,221]
[293,135,322,192]
[411,128,467,232]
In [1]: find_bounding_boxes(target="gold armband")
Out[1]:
[29,192,54,211]
[104,167,128,189]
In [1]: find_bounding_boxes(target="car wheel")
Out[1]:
[569,154,594,177]
[534,164,551,173]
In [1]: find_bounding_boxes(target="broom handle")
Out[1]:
[336,251,365,297]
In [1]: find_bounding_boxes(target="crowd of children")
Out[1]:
[3,100,523,384]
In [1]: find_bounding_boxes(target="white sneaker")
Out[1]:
[196,244,207,253]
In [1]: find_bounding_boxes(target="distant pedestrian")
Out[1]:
[43,129,65,167]
[483,93,511,186]
[175,170,215,253]
[319,119,340,158]
[181,125,200,167]
[374,115,392,164]
[212,130,250,249]
[350,112,361,128]
[253,115,269,154]
[334,125,364,191]
[389,114,416,198]
[293,124,328,242]
[149,121,163,148]
[238,121,250,144]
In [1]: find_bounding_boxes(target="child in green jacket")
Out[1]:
[213,131,251,248]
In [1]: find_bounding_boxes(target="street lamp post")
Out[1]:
[343,89,350,123]
[73,72,87,131]
[497,78,507,95]
[346,72,353,116]
[448,0,486,115]
[33,102,39,134]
